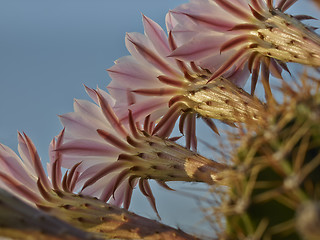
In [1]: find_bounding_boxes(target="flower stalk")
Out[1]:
[247,7,320,67]
[181,76,265,123]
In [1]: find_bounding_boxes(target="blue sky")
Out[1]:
[0,0,319,237]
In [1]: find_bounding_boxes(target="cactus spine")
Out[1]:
[220,79,320,240]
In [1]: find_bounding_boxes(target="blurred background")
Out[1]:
[0,0,319,238]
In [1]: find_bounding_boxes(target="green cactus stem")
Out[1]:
[220,78,320,240]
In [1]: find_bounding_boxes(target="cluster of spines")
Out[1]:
[219,78,320,239]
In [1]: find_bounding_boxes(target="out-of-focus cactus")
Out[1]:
[218,76,320,240]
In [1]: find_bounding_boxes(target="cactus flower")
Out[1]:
[108,15,264,150]
[58,86,227,216]
[170,0,320,97]
[0,132,199,239]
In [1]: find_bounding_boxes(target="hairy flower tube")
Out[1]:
[170,0,320,98]
[58,86,227,216]
[108,15,265,150]
[0,132,199,240]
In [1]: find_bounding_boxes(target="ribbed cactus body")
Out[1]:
[224,89,320,239]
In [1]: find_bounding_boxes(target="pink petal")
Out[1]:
[0,143,38,192]
[165,12,178,32]
[107,56,162,88]
[169,33,227,62]
[23,133,50,190]
[59,155,114,173]
[17,132,36,175]
[95,89,128,138]
[171,0,241,31]
[126,32,180,77]
[59,112,102,140]
[57,139,120,157]
[196,50,236,73]
[215,0,251,20]
[142,15,171,57]
[227,62,251,88]
[119,98,169,124]
[0,172,41,204]
[73,99,106,127]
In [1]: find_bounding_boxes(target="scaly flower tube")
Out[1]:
[0,132,201,240]
[58,86,227,216]
[108,15,265,150]
[170,0,320,98]
[0,189,96,240]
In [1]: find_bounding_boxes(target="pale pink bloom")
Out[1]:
[170,0,320,97]
[0,130,80,207]
[107,15,264,150]
[0,132,202,237]
[58,86,227,216]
